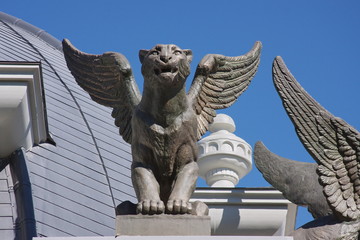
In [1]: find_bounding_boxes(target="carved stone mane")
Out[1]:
[139,44,191,127]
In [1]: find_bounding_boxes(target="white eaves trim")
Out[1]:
[0,62,47,157]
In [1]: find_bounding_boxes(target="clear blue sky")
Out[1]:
[3,0,360,230]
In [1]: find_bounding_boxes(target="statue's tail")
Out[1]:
[254,141,332,219]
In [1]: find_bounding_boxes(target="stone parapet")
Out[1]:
[34,237,294,240]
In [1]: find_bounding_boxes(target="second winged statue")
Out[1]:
[62,39,262,215]
[255,57,360,239]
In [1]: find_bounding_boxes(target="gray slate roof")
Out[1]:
[0,167,17,239]
[0,11,136,237]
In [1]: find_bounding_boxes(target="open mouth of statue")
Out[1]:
[154,66,178,76]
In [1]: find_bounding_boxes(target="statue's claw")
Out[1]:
[137,200,165,215]
[166,199,192,214]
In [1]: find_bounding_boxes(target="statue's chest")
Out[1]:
[132,109,197,176]
[133,109,196,156]
[149,118,181,138]
[147,115,189,151]
[148,125,177,158]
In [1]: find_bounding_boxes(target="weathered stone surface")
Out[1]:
[63,39,262,216]
[116,214,211,236]
[254,142,331,219]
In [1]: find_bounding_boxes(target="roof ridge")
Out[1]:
[0,11,62,51]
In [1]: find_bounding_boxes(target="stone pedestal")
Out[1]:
[116,215,211,236]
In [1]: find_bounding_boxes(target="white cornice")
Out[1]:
[0,62,47,157]
[191,188,297,236]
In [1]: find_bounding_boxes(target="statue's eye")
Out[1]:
[151,51,159,55]
[174,50,182,55]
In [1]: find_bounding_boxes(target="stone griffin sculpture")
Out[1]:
[62,39,262,215]
[254,56,360,239]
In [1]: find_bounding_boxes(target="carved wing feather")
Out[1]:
[273,56,332,164]
[189,41,262,139]
[316,114,360,220]
[273,56,360,220]
[62,39,141,143]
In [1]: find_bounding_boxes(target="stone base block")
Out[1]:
[116,214,211,236]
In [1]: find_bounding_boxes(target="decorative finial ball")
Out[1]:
[209,113,236,133]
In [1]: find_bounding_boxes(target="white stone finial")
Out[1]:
[209,113,235,133]
[197,114,252,187]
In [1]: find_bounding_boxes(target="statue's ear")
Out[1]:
[183,49,193,63]
[139,49,149,64]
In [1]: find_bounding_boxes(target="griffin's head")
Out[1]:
[139,44,192,86]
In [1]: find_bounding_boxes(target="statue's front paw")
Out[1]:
[137,200,165,215]
[166,199,192,214]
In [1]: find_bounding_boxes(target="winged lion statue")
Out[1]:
[254,56,360,239]
[62,39,262,215]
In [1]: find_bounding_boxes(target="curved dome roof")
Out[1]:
[0,11,135,237]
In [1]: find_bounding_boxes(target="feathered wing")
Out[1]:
[316,114,360,220]
[62,39,141,144]
[188,41,262,140]
[254,141,332,219]
[273,56,360,221]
